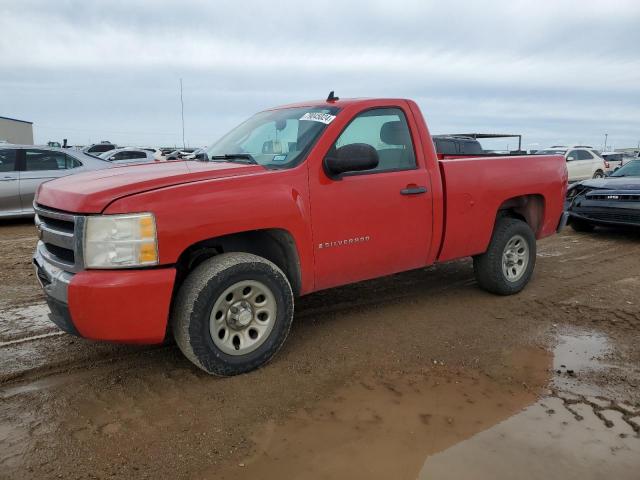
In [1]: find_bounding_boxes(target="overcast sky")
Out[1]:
[1,0,639,151]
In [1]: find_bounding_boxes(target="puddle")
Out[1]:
[0,303,55,343]
[552,331,611,396]
[210,348,550,479]
[418,330,639,479]
[212,331,639,480]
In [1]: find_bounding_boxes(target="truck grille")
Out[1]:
[577,208,640,225]
[34,204,84,273]
[587,193,640,201]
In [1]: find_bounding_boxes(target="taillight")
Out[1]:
[604,161,610,169]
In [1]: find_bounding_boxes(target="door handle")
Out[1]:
[0,176,17,182]
[400,186,427,195]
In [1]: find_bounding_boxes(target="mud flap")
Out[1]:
[557,211,569,232]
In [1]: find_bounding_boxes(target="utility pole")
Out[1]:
[603,133,608,152]
[180,78,185,150]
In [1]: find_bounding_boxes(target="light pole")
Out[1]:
[603,133,608,152]
[180,78,185,150]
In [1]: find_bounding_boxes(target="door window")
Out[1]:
[459,140,483,155]
[577,150,594,160]
[90,144,115,153]
[24,150,74,171]
[0,149,17,172]
[332,108,416,172]
[111,151,147,161]
[434,139,457,155]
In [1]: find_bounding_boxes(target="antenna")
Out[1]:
[180,78,185,150]
[326,91,339,102]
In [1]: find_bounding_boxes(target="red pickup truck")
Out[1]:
[33,96,568,375]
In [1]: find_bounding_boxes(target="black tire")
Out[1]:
[473,217,536,296]
[172,253,294,376]
[570,217,595,232]
[592,170,605,179]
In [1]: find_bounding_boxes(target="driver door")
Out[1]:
[308,105,432,290]
[0,149,20,216]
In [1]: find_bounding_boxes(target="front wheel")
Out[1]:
[473,217,536,295]
[172,253,294,376]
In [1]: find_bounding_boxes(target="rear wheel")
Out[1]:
[172,253,294,376]
[593,170,605,179]
[473,217,536,295]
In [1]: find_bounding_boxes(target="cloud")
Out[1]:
[0,0,638,148]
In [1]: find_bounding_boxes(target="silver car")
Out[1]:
[99,147,158,165]
[0,145,110,218]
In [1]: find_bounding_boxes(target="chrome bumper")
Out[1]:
[33,242,74,304]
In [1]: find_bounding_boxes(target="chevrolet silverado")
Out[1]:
[33,96,568,375]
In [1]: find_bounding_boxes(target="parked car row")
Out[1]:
[431,138,616,184]
[0,145,110,218]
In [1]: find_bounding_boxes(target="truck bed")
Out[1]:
[436,154,567,262]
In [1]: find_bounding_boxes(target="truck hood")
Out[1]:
[572,177,640,191]
[36,160,265,213]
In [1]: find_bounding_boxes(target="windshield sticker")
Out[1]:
[272,154,287,162]
[300,112,336,125]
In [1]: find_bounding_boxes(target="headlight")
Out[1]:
[84,213,158,268]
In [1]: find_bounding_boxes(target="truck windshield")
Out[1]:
[206,106,340,169]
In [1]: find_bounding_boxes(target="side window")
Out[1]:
[0,149,17,172]
[578,150,594,160]
[333,108,416,172]
[65,155,82,168]
[460,140,483,155]
[25,150,68,171]
[566,150,578,161]
[113,151,147,161]
[91,144,114,153]
[435,139,457,155]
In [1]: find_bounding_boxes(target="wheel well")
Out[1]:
[497,194,545,235]
[174,229,302,296]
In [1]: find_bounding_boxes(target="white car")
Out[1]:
[601,152,625,175]
[535,146,606,182]
[99,147,158,165]
[140,148,164,161]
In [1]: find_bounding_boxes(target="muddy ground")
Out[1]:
[0,219,639,479]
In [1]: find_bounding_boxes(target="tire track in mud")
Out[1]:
[0,263,477,385]
[1,229,638,388]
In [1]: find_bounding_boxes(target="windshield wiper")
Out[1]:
[208,153,258,165]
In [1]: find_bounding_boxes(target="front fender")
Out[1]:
[103,168,314,293]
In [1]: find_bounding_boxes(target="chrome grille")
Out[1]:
[586,190,640,201]
[34,204,85,273]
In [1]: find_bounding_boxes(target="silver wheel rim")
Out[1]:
[209,280,277,356]
[501,234,529,282]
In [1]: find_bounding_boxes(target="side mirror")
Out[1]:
[567,156,575,162]
[324,143,379,178]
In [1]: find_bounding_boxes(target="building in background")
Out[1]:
[0,116,34,145]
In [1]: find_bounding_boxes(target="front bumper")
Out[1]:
[568,210,640,228]
[34,245,176,344]
[34,247,79,336]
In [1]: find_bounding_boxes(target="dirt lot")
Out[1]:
[1,220,639,479]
